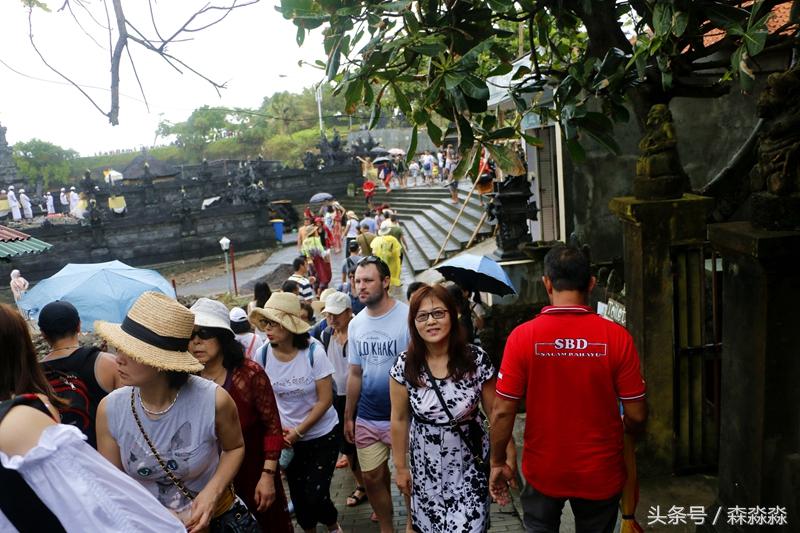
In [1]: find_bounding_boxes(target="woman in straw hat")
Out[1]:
[189,298,292,533]
[0,303,185,532]
[343,210,360,252]
[250,293,342,533]
[94,292,254,533]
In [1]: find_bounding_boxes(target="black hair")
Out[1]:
[254,281,271,309]
[543,245,592,292]
[406,281,426,301]
[198,327,246,371]
[165,371,190,390]
[292,256,307,271]
[356,256,391,281]
[299,301,314,324]
[230,314,251,335]
[281,279,300,294]
[348,240,360,252]
[291,332,311,349]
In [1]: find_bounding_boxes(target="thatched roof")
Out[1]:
[121,155,179,180]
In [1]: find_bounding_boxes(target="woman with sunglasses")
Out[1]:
[0,303,185,532]
[189,298,293,532]
[250,293,342,533]
[389,284,516,533]
[95,292,254,533]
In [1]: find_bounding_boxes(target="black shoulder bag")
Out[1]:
[422,363,489,474]
[129,389,261,533]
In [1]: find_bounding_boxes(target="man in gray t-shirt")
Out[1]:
[345,257,410,533]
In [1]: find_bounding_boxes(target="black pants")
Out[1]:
[285,429,340,530]
[520,483,619,533]
[333,395,357,456]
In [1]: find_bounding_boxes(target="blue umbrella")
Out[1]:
[434,254,517,296]
[18,260,175,332]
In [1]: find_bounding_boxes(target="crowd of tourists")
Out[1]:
[0,245,646,533]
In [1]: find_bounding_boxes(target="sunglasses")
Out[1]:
[258,318,281,329]
[190,327,217,340]
[414,309,448,323]
[357,255,383,266]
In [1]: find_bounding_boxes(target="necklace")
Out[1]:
[46,344,80,359]
[138,388,180,416]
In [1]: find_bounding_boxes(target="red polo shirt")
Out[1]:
[496,305,645,500]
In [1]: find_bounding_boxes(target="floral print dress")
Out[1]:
[390,345,495,533]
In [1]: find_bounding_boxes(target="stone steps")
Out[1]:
[337,182,492,274]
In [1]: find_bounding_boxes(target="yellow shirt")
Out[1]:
[370,235,402,286]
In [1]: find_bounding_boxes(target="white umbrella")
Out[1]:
[388,148,405,155]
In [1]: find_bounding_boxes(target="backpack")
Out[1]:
[44,347,100,438]
[257,341,317,369]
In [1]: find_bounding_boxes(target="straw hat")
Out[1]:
[249,292,310,334]
[346,210,358,220]
[95,291,203,372]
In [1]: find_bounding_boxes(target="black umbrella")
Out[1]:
[372,157,392,165]
[370,146,389,155]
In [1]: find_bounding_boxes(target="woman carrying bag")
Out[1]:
[95,292,258,533]
[190,298,293,533]
[389,284,516,533]
[250,293,342,533]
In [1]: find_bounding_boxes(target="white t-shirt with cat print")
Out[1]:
[258,343,338,441]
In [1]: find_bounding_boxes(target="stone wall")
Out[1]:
[0,203,276,282]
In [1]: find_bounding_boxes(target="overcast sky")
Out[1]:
[0,1,326,156]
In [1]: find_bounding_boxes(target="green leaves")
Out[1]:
[426,120,443,146]
[485,143,526,176]
[406,125,418,165]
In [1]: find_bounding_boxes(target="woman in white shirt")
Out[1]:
[250,293,342,533]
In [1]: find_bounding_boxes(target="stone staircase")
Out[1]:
[338,182,493,274]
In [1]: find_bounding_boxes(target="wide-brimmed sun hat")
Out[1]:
[249,292,311,334]
[95,291,203,372]
[190,298,234,335]
[346,210,358,220]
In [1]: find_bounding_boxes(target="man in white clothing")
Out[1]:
[45,192,55,215]
[59,187,69,213]
[7,186,21,221]
[19,189,33,220]
[68,187,80,217]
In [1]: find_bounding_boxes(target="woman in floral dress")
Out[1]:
[390,284,515,533]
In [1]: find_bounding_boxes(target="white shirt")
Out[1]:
[69,191,79,209]
[260,343,338,440]
[46,194,55,213]
[60,192,68,205]
[235,331,263,360]
[7,190,18,208]
[326,334,349,396]
[0,424,184,532]
[19,194,30,209]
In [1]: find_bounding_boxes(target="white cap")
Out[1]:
[19,189,25,193]
[322,292,351,315]
[229,307,248,323]
[70,186,76,191]
[190,298,234,334]
[60,187,65,191]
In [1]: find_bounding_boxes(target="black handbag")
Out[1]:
[422,363,490,474]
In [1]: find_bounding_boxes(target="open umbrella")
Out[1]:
[388,148,405,156]
[434,254,516,296]
[372,156,392,165]
[370,146,389,155]
[309,192,334,204]
[18,260,175,332]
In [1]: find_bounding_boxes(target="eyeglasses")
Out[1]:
[259,318,281,329]
[190,328,217,340]
[414,309,448,323]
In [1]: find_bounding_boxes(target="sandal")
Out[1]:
[346,486,368,507]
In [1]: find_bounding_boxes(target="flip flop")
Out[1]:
[346,486,368,507]
[336,456,349,469]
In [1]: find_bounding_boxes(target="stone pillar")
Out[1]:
[609,193,713,471]
[702,222,800,531]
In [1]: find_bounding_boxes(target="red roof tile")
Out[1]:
[0,226,32,242]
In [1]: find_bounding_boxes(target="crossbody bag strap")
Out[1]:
[129,388,194,502]
[421,362,484,463]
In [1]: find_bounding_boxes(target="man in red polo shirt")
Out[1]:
[489,246,647,533]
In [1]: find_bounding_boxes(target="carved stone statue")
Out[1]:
[302,151,318,170]
[634,104,689,200]
[749,65,800,230]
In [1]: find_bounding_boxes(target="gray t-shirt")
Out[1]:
[105,375,219,520]
[347,300,410,421]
